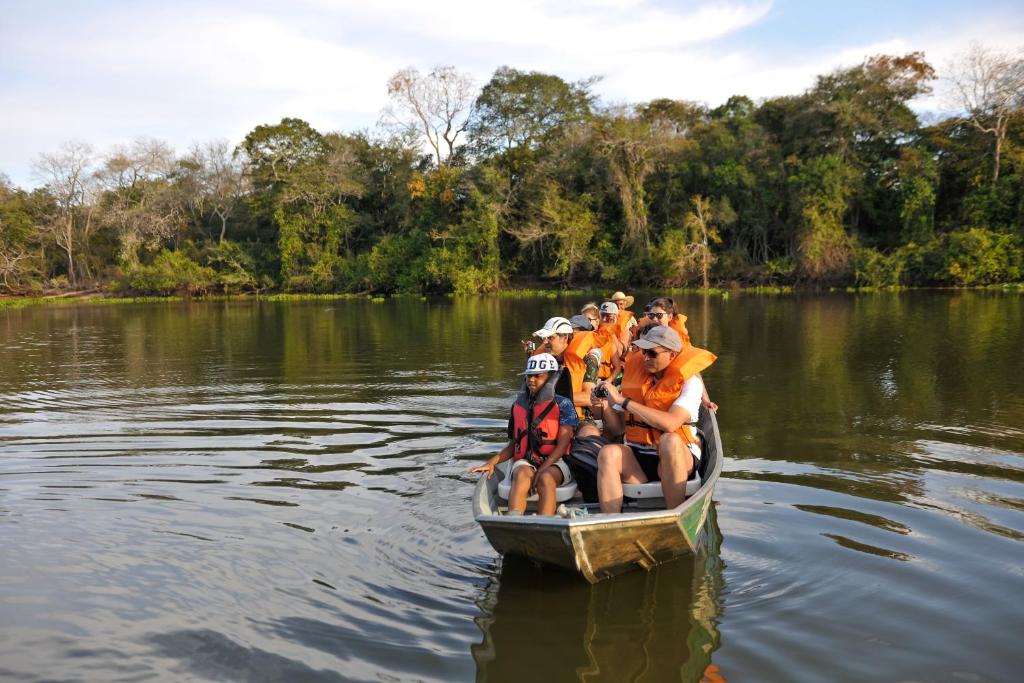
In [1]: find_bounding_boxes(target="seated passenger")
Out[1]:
[632,297,717,412]
[596,302,625,380]
[533,315,599,419]
[592,326,716,513]
[634,296,691,345]
[469,353,577,516]
[610,290,638,345]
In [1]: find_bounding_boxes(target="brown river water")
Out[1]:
[0,293,1021,682]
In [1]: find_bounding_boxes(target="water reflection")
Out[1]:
[1,293,1021,682]
[473,508,726,683]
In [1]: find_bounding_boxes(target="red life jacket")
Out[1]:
[511,375,562,467]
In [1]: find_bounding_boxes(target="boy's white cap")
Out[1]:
[520,352,559,375]
[599,302,618,315]
[533,316,573,338]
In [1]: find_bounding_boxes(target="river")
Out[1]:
[1,292,1021,682]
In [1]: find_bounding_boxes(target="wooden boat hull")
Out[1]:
[473,408,723,582]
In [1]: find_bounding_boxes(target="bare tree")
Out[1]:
[32,141,97,286]
[185,140,248,243]
[383,66,476,167]
[96,138,182,267]
[948,44,1024,185]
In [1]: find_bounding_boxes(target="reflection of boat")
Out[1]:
[473,408,724,582]
[472,506,726,682]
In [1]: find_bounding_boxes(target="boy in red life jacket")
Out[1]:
[468,353,578,515]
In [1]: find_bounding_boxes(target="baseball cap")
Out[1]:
[520,352,559,375]
[533,316,573,338]
[568,314,594,331]
[634,325,683,352]
[599,302,618,315]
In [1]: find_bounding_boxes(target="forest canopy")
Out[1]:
[2,46,1022,296]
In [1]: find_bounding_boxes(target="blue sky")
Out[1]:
[2,0,1022,187]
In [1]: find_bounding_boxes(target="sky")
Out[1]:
[2,0,1022,188]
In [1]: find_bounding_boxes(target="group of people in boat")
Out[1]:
[470,291,718,516]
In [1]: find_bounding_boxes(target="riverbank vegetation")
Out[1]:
[2,46,1022,297]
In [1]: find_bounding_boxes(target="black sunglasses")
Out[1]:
[641,347,668,359]
[645,312,666,320]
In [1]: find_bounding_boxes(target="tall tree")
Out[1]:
[96,137,182,268]
[948,44,1024,186]
[383,66,476,168]
[31,141,97,286]
[182,140,248,244]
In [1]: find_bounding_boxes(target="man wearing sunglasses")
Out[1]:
[592,325,717,513]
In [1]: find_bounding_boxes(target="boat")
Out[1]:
[472,406,723,582]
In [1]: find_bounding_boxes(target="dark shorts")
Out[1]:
[628,442,701,482]
[631,445,661,481]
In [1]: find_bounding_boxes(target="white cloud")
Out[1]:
[2,0,1022,187]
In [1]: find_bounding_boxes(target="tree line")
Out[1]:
[1,45,1022,296]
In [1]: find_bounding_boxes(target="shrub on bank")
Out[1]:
[124,249,216,296]
[941,228,1022,285]
[855,228,1023,287]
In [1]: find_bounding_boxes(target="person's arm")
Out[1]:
[468,441,514,478]
[602,381,690,434]
[574,353,600,407]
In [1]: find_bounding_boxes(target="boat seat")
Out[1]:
[498,477,578,503]
[623,475,702,500]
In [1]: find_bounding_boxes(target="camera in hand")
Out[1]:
[593,384,609,398]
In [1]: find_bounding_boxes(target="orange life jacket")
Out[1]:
[669,315,691,346]
[617,310,636,339]
[593,324,619,380]
[511,375,562,467]
[562,331,596,419]
[621,344,716,447]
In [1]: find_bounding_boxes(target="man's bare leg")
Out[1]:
[658,433,695,509]
[597,444,647,513]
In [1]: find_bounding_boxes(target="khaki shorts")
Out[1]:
[510,458,572,484]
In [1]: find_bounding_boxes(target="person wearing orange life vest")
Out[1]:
[610,290,638,346]
[592,325,716,513]
[634,296,691,346]
[595,302,625,381]
[532,315,600,420]
[468,353,578,515]
[630,297,717,412]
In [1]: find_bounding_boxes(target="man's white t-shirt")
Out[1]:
[614,374,704,459]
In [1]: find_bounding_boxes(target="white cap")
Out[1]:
[533,316,573,339]
[599,302,618,315]
[520,352,559,375]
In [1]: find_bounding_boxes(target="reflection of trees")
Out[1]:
[709,291,1024,505]
[472,507,726,683]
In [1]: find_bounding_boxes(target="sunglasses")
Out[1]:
[645,312,666,320]
[641,347,668,359]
